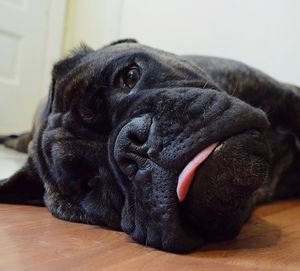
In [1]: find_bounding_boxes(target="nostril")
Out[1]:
[147,147,156,157]
[114,115,154,181]
[134,168,151,181]
[119,159,138,180]
[128,130,148,146]
[88,177,98,188]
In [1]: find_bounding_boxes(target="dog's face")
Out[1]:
[6,40,271,252]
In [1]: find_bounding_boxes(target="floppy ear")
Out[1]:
[109,38,138,46]
[103,38,138,48]
[285,85,300,137]
[0,159,44,206]
[0,45,95,206]
[240,80,300,139]
[269,84,300,140]
[52,43,94,81]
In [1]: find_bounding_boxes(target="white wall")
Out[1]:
[62,0,300,85]
[118,0,300,85]
[63,0,122,55]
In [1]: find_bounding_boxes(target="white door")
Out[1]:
[0,0,65,134]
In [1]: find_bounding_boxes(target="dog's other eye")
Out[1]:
[122,66,140,89]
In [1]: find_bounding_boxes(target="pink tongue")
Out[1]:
[177,143,218,202]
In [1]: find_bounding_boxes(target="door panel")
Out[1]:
[0,30,21,83]
[0,0,64,133]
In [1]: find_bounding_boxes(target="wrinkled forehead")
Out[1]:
[86,43,206,80]
[56,43,174,81]
[54,42,207,91]
[98,42,178,63]
[51,43,179,104]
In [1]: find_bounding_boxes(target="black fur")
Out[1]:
[0,40,299,252]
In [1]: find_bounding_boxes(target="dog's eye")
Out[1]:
[78,104,95,121]
[122,67,140,89]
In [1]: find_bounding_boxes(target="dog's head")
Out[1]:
[0,40,271,252]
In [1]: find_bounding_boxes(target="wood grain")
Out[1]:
[0,200,299,271]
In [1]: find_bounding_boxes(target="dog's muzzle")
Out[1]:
[111,87,270,252]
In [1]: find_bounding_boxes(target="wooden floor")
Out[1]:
[0,200,299,271]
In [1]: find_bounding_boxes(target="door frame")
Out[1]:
[41,0,67,95]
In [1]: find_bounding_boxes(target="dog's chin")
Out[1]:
[179,130,270,242]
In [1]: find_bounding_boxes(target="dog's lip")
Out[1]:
[177,142,219,202]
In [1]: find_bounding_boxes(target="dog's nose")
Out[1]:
[114,114,155,181]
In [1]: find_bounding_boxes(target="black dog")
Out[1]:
[0,39,299,252]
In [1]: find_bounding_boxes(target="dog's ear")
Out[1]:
[0,159,44,206]
[271,85,300,139]
[52,43,94,81]
[42,43,95,117]
[103,38,138,48]
[242,80,300,139]
[259,83,300,151]
[109,38,138,46]
[287,87,300,138]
